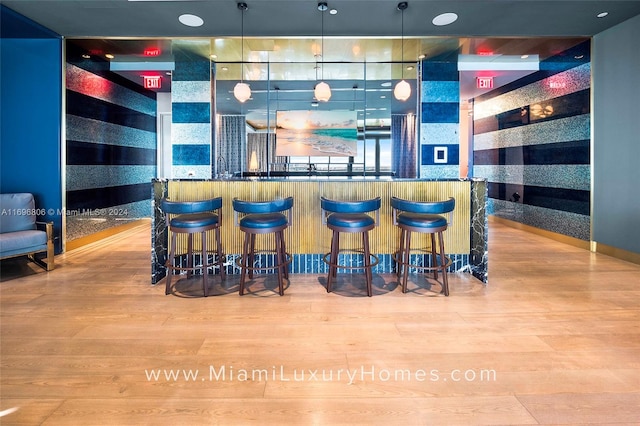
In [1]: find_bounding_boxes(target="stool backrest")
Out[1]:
[320,197,381,226]
[390,197,455,225]
[161,197,222,215]
[232,197,294,226]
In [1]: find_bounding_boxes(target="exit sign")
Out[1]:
[143,76,161,89]
[477,76,494,89]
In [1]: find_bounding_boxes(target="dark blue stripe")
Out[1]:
[172,103,211,123]
[67,140,156,166]
[172,144,210,166]
[474,89,590,135]
[422,102,459,123]
[422,60,458,81]
[172,51,211,81]
[488,182,589,215]
[67,182,151,211]
[66,90,156,132]
[421,144,459,165]
[474,140,590,165]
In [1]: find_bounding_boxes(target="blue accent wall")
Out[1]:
[0,5,63,253]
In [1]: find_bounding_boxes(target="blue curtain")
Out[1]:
[216,115,246,176]
[391,113,417,178]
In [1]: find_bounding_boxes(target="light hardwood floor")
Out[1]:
[1,221,639,425]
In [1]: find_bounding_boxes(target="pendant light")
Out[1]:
[314,2,331,102]
[234,2,251,103]
[394,1,411,101]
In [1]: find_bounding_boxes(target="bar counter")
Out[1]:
[151,177,488,285]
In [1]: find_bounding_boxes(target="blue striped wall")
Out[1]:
[472,43,591,240]
[171,40,212,178]
[65,44,156,240]
[420,58,460,178]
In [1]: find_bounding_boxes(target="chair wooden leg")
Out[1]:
[279,230,289,280]
[248,234,256,279]
[363,231,372,297]
[275,231,285,296]
[430,233,438,280]
[165,232,177,295]
[201,231,209,297]
[438,231,449,296]
[397,228,405,279]
[402,230,412,293]
[326,230,339,293]
[239,233,250,295]
[215,227,225,279]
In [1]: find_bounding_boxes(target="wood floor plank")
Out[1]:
[2,222,640,424]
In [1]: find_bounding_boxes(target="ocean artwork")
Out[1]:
[276,110,358,157]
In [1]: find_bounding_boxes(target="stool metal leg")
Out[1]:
[397,228,405,279]
[401,230,412,293]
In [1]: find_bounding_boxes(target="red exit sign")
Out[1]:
[143,76,161,89]
[143,48,161,57]
[477,76,494,89]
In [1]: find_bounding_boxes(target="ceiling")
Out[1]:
[4,0,639,124]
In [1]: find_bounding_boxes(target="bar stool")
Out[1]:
[161,197,225,297]
[320,197,381,297]
[232,197,294,296]
[390,197,455,296]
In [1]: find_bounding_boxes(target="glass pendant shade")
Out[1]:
[314,81,332,102]
[234,82,251,103]
[394,79,411,101]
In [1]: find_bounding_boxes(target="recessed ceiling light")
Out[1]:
[82,54,90,59]
[221,67,228,71]
[418,54,426,60]
[406,65,414,71]
[597,12,608,18]
[521,54,529,59]
[179,14,204,27]
[432,12,458,26]
[329,8,337,15]
[380,95,387,99]
[105,53,114,59]
[210,54,217,59]
[381,82,392,87]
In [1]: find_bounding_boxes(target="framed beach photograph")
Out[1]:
[275,110,358,157]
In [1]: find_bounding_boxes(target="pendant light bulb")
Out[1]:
[314,81,332,102]
[234,2,251,103]
[394,79,411,101]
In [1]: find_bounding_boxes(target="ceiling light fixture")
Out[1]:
[432,12,458,26]
[178,13,204,27]
[597,12,608,18]
[394,2,411,101]
[233,2,251,103]
[314,2,331,102]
